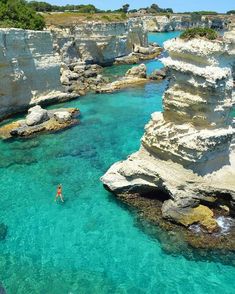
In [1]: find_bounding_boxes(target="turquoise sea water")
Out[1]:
[0,32,234,294]
[103,31,182,81]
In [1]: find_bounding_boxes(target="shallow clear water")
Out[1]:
[148,31,181,47]
[0,32,234,294]
[103,31,181,81]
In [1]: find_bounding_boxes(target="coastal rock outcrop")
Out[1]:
[101,32,235,242]
[149,68,167,80]
[60,63,109,95]
[51,19,148,66]
[97,64,148,93]
[142,15,229,32]
[0,29,76,121]
[125,63,147,78]
[0,106,79,139]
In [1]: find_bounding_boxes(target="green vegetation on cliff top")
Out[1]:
[0,0,45,30]
[180,28,218,40]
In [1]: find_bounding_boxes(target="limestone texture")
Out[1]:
[0,29,75,121]
[142,15,229,32]
[125,63,147,78]
[101,32,235,238]
[26,105,49,126]
[51,19,148,66]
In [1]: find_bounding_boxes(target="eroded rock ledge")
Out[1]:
[101,32,235,250]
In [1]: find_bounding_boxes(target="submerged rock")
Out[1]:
[0,285,6,294]
[162,202,219,233]
[101,31,235,246]
[0,223,7,241]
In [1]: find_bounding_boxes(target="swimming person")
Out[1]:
[55,184,64,203]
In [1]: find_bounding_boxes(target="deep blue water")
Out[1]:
[0,32,234,294]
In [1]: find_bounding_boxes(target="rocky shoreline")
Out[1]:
[101,31,235,250]
[112,192,235,253]
[60,45,163,96]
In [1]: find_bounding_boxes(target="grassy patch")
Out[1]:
[44,12,128,26]
[180,28,218,40]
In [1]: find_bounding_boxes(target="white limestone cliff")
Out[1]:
[142,15,228,32]
[101,33,235,232]
[51,19,148,65]
[0,28,75,120]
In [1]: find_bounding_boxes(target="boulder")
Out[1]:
[26,106,49,126]
[134,46,152,55]
[60,69,79,85]
[84,69,97,78]
[54,111,72,123]
[162,201,219,233]
[73,64,86,73]
[0,223,7,241]
[125,64,147,79]
[114,54,139,65]
[149,68,167,80]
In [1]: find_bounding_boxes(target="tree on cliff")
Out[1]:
[28,1,53,12]
[227,10,235,15]
[122,4,130,13]
[146,3,173,14]
[0,0,45,30]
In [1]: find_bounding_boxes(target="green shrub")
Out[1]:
[180,28,218,40]
[101,15,112,22]
[0,0,45,30]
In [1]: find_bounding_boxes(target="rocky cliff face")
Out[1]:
[101,33,235,240]
[142,15,228,32]
[0,29,73,120]
[143,36,234,174]
[51,19,148,65]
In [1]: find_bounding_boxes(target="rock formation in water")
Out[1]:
[49,20,162,95]
[0,105,79,139]
[0,29,75,121]
[142,15,229,32]
[101,31,235,237]
[97,64,148,93]
[0,20,161,119]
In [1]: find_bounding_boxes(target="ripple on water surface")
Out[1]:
[0,32,234,294]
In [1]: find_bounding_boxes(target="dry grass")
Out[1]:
[43,12,128,27]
